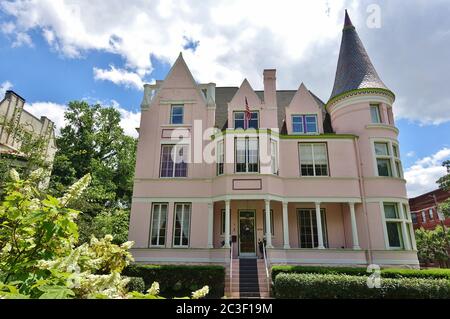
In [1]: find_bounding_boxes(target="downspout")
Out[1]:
[353,136,373,265]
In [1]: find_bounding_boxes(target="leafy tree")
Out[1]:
[48,101,137,242]
[49,101,137,213]
[78,209,130,245]
[437,160,450,218]
[415,226,450,267]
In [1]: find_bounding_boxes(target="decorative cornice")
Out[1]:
[326,88,396,111]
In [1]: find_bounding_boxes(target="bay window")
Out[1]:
[299,143,328,176]
[173,203,191,247]
[370,104,381,123]
[374,141,403,178]
[383,202,413,250]
[235,138,259,173]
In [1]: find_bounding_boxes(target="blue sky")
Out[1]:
[0,0,449,197]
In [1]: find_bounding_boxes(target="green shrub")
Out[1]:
[122,264,225,298]
[271,265,450,281]
[125,277,145,293]
[274,273,450,299]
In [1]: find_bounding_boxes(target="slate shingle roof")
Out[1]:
[329,10,389,101]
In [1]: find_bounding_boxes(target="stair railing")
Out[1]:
[229,242,233,296]
[262,241,270,294]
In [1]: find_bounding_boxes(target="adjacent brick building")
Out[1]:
[409,188,450,230]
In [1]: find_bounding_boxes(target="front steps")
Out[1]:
[225,259,270,298]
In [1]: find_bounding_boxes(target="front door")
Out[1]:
[239,211,256,257]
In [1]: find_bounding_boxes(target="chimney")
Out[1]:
[263,69,277,108]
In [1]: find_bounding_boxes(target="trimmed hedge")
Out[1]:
[274,273,450,299]
[271,265,450,281]
[122,264,225,298]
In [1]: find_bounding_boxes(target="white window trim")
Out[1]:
[291,114,319,135]
[233,111,259,129]
[216,140,224,176]
[371,138,403,178]
[149,203,168,247]
[234,137,259,173]
[172,203,191,248]
[298,142,329,177]
[380,201,413,250]
[370,104,382,124]
[170,104,184,125]
[160,144,189,178]
[297,208,328,248]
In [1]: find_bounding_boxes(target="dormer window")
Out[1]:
[292,115,318,134]
[170,105,184,124]
[234,111,259,129]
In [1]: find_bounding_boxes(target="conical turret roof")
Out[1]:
[329,10,390,101]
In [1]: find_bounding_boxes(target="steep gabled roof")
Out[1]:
[329,10,390,101]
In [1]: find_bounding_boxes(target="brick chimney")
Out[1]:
[263,69,277,108]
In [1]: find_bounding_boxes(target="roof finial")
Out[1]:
[344,9,354,29]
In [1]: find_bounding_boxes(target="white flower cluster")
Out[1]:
[191,286,209,299]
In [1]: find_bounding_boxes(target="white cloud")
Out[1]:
[12,31,33,47]
[404,148,450,198]
[0,81,13,97]
[93,65,145,90]
[406,151,416,158]
[110,100,141,138]
[0,0,349,91]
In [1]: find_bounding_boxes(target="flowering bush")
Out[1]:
[0,169,208,299]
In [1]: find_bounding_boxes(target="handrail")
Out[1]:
[262,241,270,294]
[229,242,233,296]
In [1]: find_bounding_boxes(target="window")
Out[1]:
[292,115,318,134]
[370,104,381,123]
[384,203,403,249]
[173,203,191,247]
[392,144,403,178]
[216,140,224,176]
[387,107,394,125]
[411,212,418,224]
[422,211,426,223]
[235,138,259,173]
[271,139,278,175]
[374,142,392,177]
[220,209,226,235]
[429,209,434,220]
[234,111,259,129]
[263,209,274,236]
[160,145,188,177]
[149,203,168,246]
[299,143,328,176]
[170,105,184,124]
[297,209,328,248]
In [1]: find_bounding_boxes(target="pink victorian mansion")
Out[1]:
[128,11,419,296]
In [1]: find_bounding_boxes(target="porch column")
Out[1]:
[265,199,273,248]
[282,201,290,249]
[349,202,360,250]
[224,200,230,248]
[315,202,325,249]
[207,202,214,248]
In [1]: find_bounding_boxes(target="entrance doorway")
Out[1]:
[239,211,256,257]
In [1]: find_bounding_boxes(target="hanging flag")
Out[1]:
[244,97,251,129]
